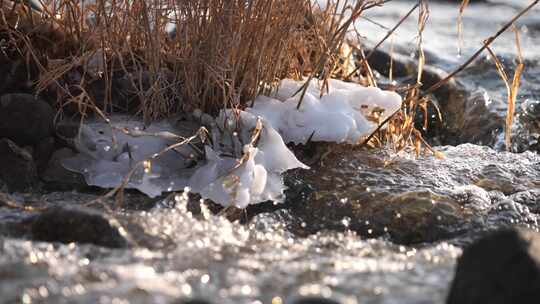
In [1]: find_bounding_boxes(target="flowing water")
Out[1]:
[359,0,540,150]
[1,1,540,304]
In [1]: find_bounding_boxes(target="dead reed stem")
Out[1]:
[457,0,469,57]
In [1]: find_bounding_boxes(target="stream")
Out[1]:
[1,1,540,303]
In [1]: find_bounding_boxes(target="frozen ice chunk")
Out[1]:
[189,110,308,207]
[248,78,402,144]
[61,116,200,198]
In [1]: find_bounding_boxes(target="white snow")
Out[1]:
[60,78,401,207]
[248,78,402,144]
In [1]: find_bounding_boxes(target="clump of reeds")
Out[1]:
[4,0,535,157]
[0,0,376,121]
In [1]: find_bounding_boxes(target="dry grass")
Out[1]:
[457,0,469,57]
[1,0,536,157]
[0,0,383,122]
[485,26,524,152]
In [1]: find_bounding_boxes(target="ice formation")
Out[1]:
[60,78,401,207]
[61,117,201,198]
[248,78,402,144]
[188,110,308,208]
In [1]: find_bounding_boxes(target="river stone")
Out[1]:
[41,148,87,190]
[29,206,129,248]
[292,297,341,304]
[283,143,540,244]
[0,138,39,192]
[0,93,55,146]
[176,300,213,304]
[446,228,540,304]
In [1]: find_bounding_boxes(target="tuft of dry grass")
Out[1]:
[2,0,536,158]
[0,0,385,122]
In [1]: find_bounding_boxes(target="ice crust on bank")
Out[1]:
[248,78,402,144]
[61,117,199,198]
[60,78,401,206]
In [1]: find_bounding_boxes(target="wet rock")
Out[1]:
[41,148,87,190]
[443,92,504,146]
[29,206,129,248]
[364,45,520,148]
[292,297,341,304]
[176,300,213,304]
[285,144,540,244]
[0,57,36,95]
[0,138,39,192]
[447,228,540,304]
[0,93,55,146]
[366,48,414,79]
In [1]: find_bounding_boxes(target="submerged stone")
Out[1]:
[284,143,540,244]
[292,297,341,304]
[29,206,129,248]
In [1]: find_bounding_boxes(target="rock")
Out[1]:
[176,300,213,304]
[292,297,341,304]
[86,77,140,114]
[0,138,39,192]
[34,136,55,173]
[29,206,129,248]
[0,93,55,146]
[0,92,55,176]
[366,48,413,79]
[442,92,504,146]
[41,148,87,190]
[284,144,540,244]
[0,57,36,95]
[447,228,540,304]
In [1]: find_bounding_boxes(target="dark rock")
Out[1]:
[86,77,140,114]
[0,57,36,95]
[292,297,341,304]
[447,228,540,304]
[0,93,55,146]
[34,136,56,173]
[0,138,39,192]
[366,48,414,79]
[41,148,87,190]
[29,206,129,248]
[176,300,213,304]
